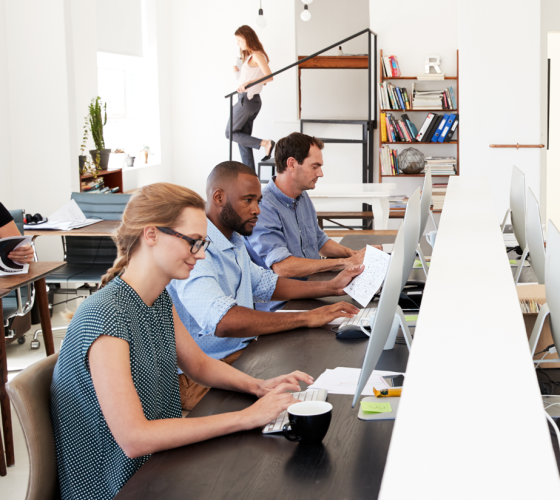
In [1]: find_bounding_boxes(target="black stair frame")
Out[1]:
[226,29,378,229]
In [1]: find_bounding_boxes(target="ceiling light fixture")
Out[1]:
[256,0,267,28]
[301,4,311,21]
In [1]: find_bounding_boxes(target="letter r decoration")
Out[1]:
[425,55,442,74]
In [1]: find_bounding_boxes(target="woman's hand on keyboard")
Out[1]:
[241,384,301,429]
[304,302,360,328]
[253,371,314,398]
[329,265,365,296]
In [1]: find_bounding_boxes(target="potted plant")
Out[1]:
[88,96,111,171]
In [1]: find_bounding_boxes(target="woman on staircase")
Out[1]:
[226,25,275,171]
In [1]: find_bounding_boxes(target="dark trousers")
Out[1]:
[225,92,262,171]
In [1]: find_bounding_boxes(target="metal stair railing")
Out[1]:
[225,28,378,182]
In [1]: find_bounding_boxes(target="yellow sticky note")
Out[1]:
[361,401,392,413]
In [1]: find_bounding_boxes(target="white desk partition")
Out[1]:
[308,183,395,230]
[380,177,560,499]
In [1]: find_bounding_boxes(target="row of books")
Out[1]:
[382,55,401,78]
[81,177,120,193]
[423,157,457,176]
[412,84,456,110]
[431,184,448,210]
[381,112,458,143]
[379,82,410,110]
[379,146,400,176]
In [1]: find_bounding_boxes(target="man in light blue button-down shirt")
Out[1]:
[247,133,376,311]
[167,161,362,410]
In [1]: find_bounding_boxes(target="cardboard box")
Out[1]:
[516,284,559,368]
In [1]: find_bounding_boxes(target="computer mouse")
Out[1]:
[335,327,370,340]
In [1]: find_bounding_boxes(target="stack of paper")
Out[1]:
[503,233,518,247]
[0,236,32,276]
[24,200,102,231]
[308,367,404,396]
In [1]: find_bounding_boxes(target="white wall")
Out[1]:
[166,0,298,198]
[370,0,459,229]
[0,0,13,209]
[460,0,541,221]
[96,0,143,57]
[542,0,560,224]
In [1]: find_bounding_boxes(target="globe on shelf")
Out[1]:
[397,147,426,175]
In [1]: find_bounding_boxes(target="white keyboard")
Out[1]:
[338,307,376,331]
[262,389,328,434]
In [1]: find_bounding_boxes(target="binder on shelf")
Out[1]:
[423,114,441,142]
[438,114,457,143]
[380,112,388,142]
[416,113,436,141]
[431,114,449,142]
[445,115,459,142]
[402,114,418,139]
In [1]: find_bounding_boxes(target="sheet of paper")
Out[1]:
[49,199,86,222]
[361,401,392,413]
[0,236,32,275]
[343,245,390,308]
[308,367,404,396]
[503,233,518,247]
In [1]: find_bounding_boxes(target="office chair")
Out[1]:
[524,188,546,285]
[3,209,36,345]
[502,166,528,284]
[527,221,559,364]
[6,353,60,499]
[31,193,131,349]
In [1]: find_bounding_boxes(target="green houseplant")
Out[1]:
[88,97,111,171]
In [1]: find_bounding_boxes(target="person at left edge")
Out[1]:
[167,162,362,411]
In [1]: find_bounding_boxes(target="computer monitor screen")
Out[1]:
[352,225,405,408]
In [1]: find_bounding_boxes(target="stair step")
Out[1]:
[316,138,366,144]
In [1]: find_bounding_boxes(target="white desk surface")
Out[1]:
[380,177,560,499]
[308,182,395,198]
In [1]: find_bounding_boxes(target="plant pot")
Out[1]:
[126,157,136,167]
[90,149,112,171]
[79,155,86,173]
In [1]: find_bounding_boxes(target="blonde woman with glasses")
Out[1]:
[51,183,311,500]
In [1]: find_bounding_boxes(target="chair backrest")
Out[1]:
[419,167,432,238]
[546,221,560,349]
[510,166,527,250]
[9,209,25,234]
[6,353,60,500]
[526,188,546,284]
[70,192,131,221]
[400,188,421,291]
[65,236,118,267]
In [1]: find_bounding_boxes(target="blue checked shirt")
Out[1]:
[167,220,279,360]
[245,178,330,311]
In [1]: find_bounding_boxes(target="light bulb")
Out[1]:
[256,8,267,28]
[301,5,311,21]
[302,0,313,3]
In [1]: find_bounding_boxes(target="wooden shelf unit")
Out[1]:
[378,49,459,184]
[80,168,123,193]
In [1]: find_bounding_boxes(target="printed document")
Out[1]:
[24,200,102,231]
[0,236,32,276]
[308,367,404,396]
[344,245,390,307]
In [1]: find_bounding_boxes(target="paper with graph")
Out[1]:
[344,245,391,307]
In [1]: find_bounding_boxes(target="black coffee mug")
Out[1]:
[282,401,333,445]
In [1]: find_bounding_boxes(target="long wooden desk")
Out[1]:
[116,333,409,499]
[0,261,66,472]
[379,177,560,498]
[24,220,119,237]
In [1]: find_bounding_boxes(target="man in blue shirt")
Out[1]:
[167,161,362,410]
[246,132,375,311]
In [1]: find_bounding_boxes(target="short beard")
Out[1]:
[220,200,253,236]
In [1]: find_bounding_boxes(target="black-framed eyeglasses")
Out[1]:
[156,227,212,254]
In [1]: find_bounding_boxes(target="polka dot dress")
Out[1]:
[51,277,182,500]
